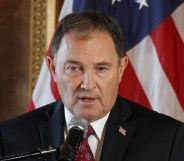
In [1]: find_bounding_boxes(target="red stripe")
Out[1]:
[150,16,184,111]
[26,98,35,112]
[119,59,152,109]
[46,43,52,57]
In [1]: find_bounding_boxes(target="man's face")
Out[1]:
[48,31,128,122]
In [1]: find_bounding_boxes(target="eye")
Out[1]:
[96,66,109,73]
[67,66,77,71]
[65,64,82,74]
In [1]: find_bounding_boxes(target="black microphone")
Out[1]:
[57,117,88,161]
[0,118,88,161]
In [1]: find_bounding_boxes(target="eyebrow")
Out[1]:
[64,60,82,66]
[95,62,112,67]
[64,59,112,67]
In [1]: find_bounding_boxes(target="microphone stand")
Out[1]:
[0,126,84,161]
[0,147,61,161]
[0,121,85,161]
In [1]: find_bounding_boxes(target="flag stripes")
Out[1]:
[172,2,184,42]
[150,16,184,112]
[119,61,152,110]
[32,59,55,108]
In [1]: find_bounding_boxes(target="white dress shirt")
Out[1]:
[64,107,110,160]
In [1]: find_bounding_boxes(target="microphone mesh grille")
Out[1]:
[68,118,89,133]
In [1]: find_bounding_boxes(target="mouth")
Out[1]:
[78,96,96,103]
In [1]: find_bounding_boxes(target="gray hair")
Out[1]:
[51,11,125,59]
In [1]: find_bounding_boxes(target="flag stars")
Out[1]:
[112,0,121,5]
[135,0,149,10]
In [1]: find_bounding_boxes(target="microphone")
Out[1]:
[57,117,88,161]
[0,118,89,161]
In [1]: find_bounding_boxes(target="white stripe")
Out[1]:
[127,36,184,122]
[59,0,73,21]
[32,59,55,108]
[171,2,184,43]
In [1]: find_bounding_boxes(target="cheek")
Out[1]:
[101,73,120,91]
[56,75,80,96]
[100,74,119,103]
[105,79,119,96]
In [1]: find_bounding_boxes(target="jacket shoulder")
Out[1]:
[0,100,63,130]
[117,96,183,127]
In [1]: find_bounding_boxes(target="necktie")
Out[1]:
[75,125,95,161]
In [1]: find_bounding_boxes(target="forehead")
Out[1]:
[56,31,119,64]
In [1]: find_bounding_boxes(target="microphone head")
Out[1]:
[68,117,89,134]
[57,118,89,161]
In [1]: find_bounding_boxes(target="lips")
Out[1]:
[79,97,95,101]
[78,95,96,103]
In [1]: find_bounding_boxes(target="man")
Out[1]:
[0,11,184,161]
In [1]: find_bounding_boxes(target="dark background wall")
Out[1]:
[0,0,63,122]
[0,0,31,122]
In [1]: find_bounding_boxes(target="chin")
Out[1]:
[75,112,96,122]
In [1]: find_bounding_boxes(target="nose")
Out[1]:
[80,71,96,90]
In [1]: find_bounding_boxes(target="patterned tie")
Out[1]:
[75,125,95,161]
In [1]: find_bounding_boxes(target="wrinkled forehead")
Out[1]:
[55,30,119,65]
[60,30,116,52]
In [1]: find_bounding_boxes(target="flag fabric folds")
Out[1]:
[27,0,184,122]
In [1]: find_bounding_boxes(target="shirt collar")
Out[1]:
[90,112,110,140]
[64,107,110,140]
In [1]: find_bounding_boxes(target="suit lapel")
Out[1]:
[100,97,137,161]
[38,97,137,161]
[39,101,65,151]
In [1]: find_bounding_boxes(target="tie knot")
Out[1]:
[83,125,94,139]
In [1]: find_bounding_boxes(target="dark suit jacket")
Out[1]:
[0,96,184,161]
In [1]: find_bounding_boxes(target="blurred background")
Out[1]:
[0,0,183,122]
[0,0,63,122]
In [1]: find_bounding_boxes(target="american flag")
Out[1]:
[119,126,126,136]
[27,0,184,122]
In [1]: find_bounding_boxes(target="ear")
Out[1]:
[47,56,56,82]
[118,56,128,83]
